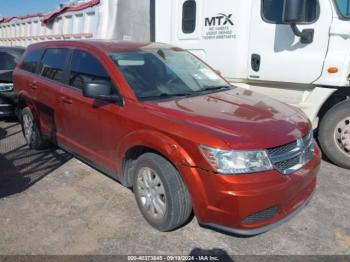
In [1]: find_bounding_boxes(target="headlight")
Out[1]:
[199,145,273,174]
[0,83,14,92]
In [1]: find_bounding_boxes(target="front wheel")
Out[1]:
[319,100,350,169]
[133,153,192,231]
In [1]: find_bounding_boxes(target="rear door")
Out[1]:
[34,48,70,139]
[14,49,45,105]
[248,0,332,84]
[56,49,124,172]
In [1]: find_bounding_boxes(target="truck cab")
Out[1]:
[0,0,349,169]
[157,0,350,169]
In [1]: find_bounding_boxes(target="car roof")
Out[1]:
[27,40,174,52]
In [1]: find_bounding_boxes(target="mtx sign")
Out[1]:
[205,14,234,27]
[203,13,235,40]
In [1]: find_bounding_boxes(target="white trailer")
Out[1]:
[1,0,350,169]
[0,0,152,46]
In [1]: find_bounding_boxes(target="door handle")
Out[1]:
[251,54,261,72]
[61,96,73,104]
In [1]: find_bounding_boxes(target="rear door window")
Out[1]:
[20,49,44,74]
[68,50,111,90]
[40,48,69,84]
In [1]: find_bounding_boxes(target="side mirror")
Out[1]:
[83,80,123,105]
[282,0,315,44]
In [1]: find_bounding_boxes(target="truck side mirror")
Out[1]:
[283,0,307,23]
[282,0,314,44]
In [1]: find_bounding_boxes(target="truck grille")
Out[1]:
[267,131,314,175]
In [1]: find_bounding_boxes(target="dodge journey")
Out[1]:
[13,41,321,235]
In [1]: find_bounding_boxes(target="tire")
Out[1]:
[133,153,192,231]
[20,107,49,150]
[319,100,350,169]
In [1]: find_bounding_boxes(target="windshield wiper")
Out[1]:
[196,85,231,93]
[139,92,194,101]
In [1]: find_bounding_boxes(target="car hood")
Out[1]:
[144,88,311,150]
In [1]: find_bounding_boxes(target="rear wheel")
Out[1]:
[319,100,350,169]
[21,107,49,150]
[133,153,192,231]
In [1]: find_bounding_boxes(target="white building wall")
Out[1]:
[0,0,116,47]
[0,0,154,47]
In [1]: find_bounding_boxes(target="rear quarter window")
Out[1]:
[20,49,44,74]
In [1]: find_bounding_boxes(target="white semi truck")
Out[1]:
[0,0,349,169]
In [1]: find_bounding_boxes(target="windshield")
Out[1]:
[0,49,24,71]
[335,0,350,19]
[109,48,230,101]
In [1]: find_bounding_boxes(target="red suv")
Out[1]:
[13,41,321,235]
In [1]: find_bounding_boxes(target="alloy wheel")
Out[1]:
[136,167,167,219]
[22,114,33,143]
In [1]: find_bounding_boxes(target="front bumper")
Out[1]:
[204,186,315,236]
[179,144,321,236]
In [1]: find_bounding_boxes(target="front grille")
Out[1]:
[267,131,314,175]
[268,140,297,156]
[242,206,278,225]
[274,156,300,171]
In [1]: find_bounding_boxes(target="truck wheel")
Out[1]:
[133,153,192,231]
[20,107,49,150]
[319,100,350,169]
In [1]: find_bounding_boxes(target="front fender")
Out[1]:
[116,129,196,174]
[116,129,209,217]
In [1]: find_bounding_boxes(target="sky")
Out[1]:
[0,0,68,18]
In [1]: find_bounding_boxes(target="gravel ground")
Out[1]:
[0,119,349,256]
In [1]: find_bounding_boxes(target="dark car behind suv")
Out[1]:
[0,46,25,117]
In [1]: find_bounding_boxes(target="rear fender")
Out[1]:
[17,91,40,123]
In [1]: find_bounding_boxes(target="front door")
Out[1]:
[248,0,332,84]
[56,49,123,172]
